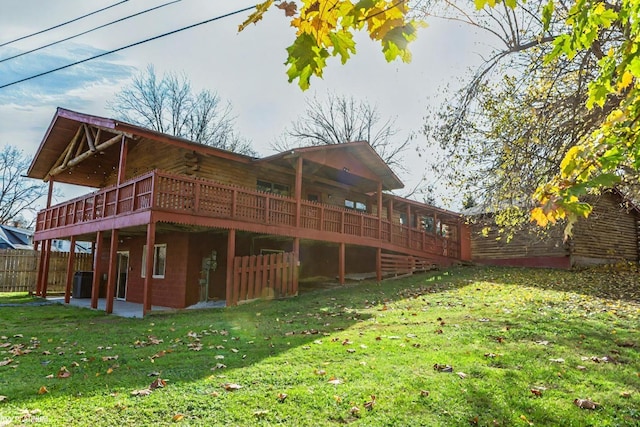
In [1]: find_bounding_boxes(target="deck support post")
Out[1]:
[376,247,382,282]
[377,182,383,239]
[34,241,43,296]
[91,231,104,309]
[295,156,302,228]
[40,240,52,298]
[338,242,345,285]
[225,229,236,306]
[64,235,77,303]
[292,237,300,295]
[117,136,128,185]
[387,198,394,243]
[143,221,156,316]
[105,229,119,314]
[46,179,54,208]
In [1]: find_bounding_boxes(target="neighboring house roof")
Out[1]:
[0,224,34,250]
[26,107,405,192]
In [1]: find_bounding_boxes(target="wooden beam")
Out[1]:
[143,221,156,315]
[46,179,54,208]
[376,247,382,282]
[377,181,383,239]
[47,134,122,180]
[41,240,52,298]
[62,126,83,169]
[292,237,299,296]
[338,242,345,285]
[105,229,119,314]
[117,136,128,185]
[64,236,77,304]
[295,156,302,227]
[225,229,236,307]
[91,231,104,309]
[84,124,96,152]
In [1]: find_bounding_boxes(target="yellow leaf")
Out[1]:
[38,386,48,395]
[617,71,634,92]
[172,414,184,422]
[530,207,549,227]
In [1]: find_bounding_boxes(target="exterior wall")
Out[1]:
[570,193,639,266]
[115,232,190,308]
[185,232,229,305]
[470,218,569,268]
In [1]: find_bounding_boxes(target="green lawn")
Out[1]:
[0,266,638,426]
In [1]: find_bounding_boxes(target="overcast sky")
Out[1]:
[0,0,493,209]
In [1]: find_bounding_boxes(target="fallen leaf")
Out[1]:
[576,365,587,371]
[620,391,632,398]
[45,374,54,379]
[520,414,534,425]
[364,395,376,411]
[350,406,360,416]
[148,371,161,376]
[253,410,269,417]
[172,413,184,422]
[38,386,48,395]
[457,372,467,379]
[549,358,565,363]
[131,388,152,397]
[574,398,600,409]
[420,390,430,397]
[0,395,7,402]
[102,355,119,361]
[530,388,543,397]
[346,349,356,353]
[57,366,71,378]
[277,392,288,402]
[150,378,167,389]
[222,383,242,391]
[327,377,343,385]
[0,358,13,367]
[433,363,453,372]
[314,369,326,376]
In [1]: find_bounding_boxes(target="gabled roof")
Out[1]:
[27,108,405,192]
[0,224,33,250]
[257,141,404,191]
[27,108,254,187]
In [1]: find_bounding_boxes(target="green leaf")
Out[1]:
[542,0,554,32]
[329,31,356,64]
[285,33,329,90]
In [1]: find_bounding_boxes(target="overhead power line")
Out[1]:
[0,0,182,64]
[0,5,257,90]
[0,0,130,48]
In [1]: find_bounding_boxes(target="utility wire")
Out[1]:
[0,5,257,90]
[0,0,181,64]
[0,0,130,48]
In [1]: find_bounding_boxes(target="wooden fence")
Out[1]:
[0,249,93,293]
[381,253,436,276]
[230,252,298,305]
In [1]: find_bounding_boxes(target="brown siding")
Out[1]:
[118,232,189,308]
[470,220,568,261]
[570,193,639,265]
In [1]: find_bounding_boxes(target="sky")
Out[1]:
[0,0,494,211]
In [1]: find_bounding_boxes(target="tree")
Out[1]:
[273,93,410,171]
[108,65,256,156]
[243,0,640,230]
[0,145,48,228]
[239,0,420,89]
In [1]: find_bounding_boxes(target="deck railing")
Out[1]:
[36,171,460,259]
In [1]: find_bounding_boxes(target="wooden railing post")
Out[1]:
[265,195,270,224]
[194,179,201,214]
[231,188,237,218]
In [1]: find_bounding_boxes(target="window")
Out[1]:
[307,194,319,202]
[399,212,407,225]
[257,180,290,196]
[141,244,167,278]
[421,216,435,233]
[345,199,367,212]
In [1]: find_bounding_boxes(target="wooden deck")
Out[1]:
[36,171,461,262]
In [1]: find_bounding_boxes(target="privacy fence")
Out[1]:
[0,249,93,293]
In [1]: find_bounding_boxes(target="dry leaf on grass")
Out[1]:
[574,398,600,409]
[433,364,453,372]
[277,393,288,402]
[57,366,71,378]
[172,413,184,422]
[327,377,343,385]
[38,386,48,395]
[221,383,242,391]
[0,395,8,402]
[0,359,13,367]
[150,378,167,389]
[131,388,152,397]
[420,390,430,397]
[364,395,376,411]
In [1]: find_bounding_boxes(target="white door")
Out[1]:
[116,251,129,300]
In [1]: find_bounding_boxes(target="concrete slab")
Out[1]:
[46,297,226,318]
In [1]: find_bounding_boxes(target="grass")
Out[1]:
[0,293,43,305]
[0,266,638,426]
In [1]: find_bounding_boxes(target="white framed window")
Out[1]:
[141,244,167,278]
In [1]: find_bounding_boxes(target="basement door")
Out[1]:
[116,251,129,300]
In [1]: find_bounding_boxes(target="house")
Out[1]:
[27,108,468,315]
[0,224,33,250]
[466,190,640,268]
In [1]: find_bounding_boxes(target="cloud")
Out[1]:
[0,43,134,106]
